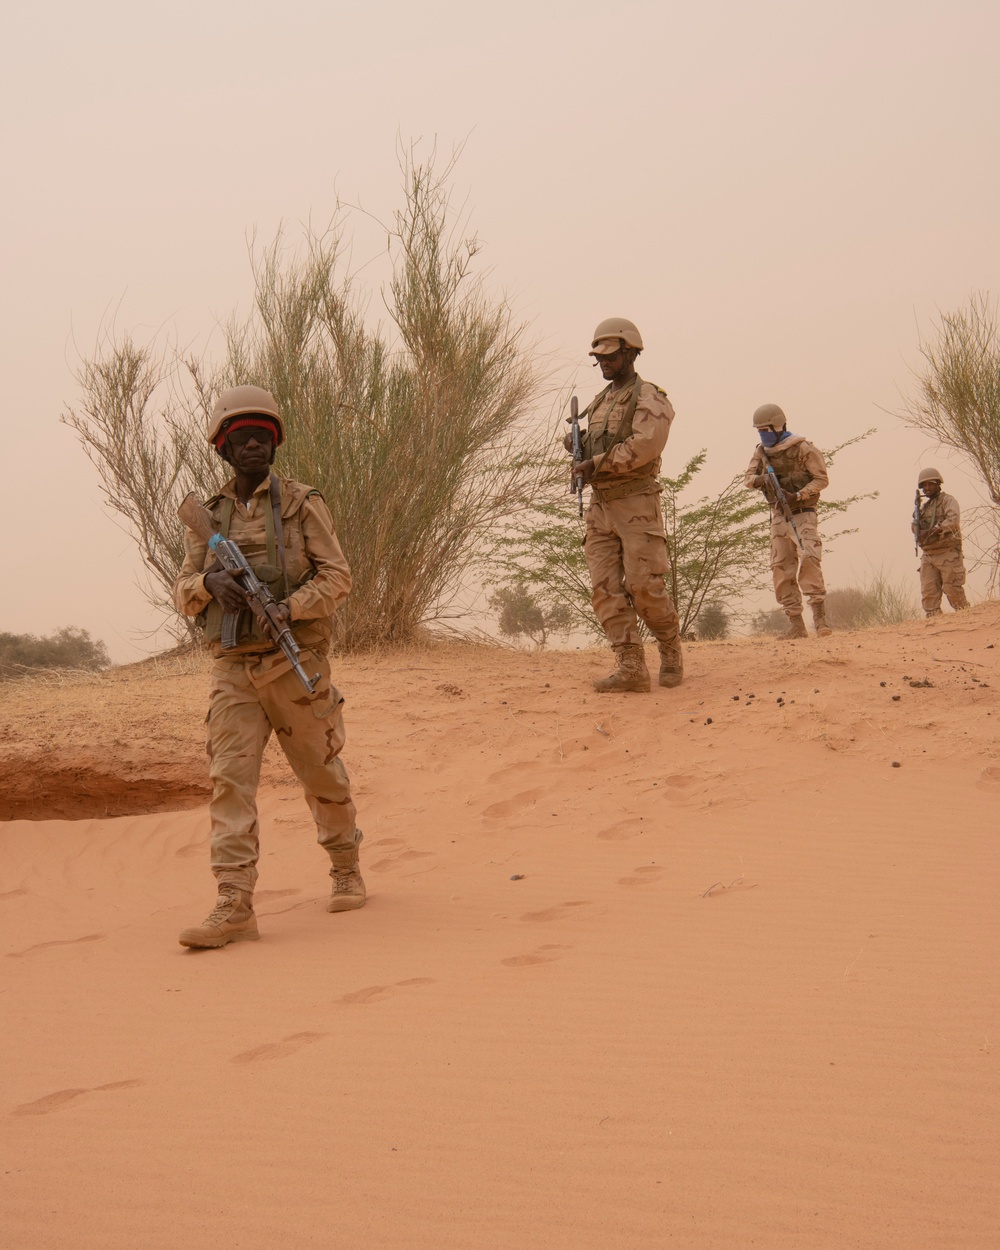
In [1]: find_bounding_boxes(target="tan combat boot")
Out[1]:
[658,641,683,688]
[593,644,651,693]
[328,849,367,912]
[811,602,833,638]
[780,613,809,640]
[178,882,259,948]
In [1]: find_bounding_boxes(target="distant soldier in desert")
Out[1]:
[172,385,365,949]
[744,403,832,639]
[912,467,969,616]
[567,318,682,692]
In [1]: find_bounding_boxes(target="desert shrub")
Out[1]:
[824,587,868,629]
[0,628,111,678]
[696,601,730,640]
[64,154,551,650]
[488,583,574,648]
[489,442,874,639]
[750,607,787,636]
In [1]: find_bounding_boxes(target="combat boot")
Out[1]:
[658,641,683,688]
[780,613,809,640]
[328,849,367,912]
[811,602,833,638]
[178,882,258,948]
[593,645,651,693]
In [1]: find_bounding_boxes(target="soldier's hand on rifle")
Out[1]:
[572,458,596,487]
[785,489,799,504]
[752,474,766,489]
[258,602,291,643]
[205,569,246,613]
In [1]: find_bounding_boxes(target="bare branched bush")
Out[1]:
[64,155,551,650]
[0,627,111,680]
[899,293,1000,503]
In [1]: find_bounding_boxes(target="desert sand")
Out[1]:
[2,611,998,1249]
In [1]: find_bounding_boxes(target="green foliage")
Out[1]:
[64,154,550,650]
[696,601,730,640]
[898,293,1000,505]
[0,628,111,679]
[489,438,876,640]
[487,582,574,648]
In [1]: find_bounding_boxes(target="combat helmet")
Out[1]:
[207,385,285,447]
[589,317,643,356]
[917,466,943,485]
[752,403,786,429]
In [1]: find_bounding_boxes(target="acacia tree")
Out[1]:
[487,440,874,638]
[64,155,552,649]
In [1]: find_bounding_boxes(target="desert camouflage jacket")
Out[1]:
[744,434,829,508]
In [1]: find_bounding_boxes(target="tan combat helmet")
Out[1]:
[752,403,786,428]
[589,317,643,356]
[207,385,285,447]
[917,466,943,485]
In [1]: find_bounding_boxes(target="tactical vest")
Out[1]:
[582,376,663,502]
[763,441,815,496]
[197,477,331,655]
[918,493,961,551]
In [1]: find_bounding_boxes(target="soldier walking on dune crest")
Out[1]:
[744,403,832,640]
[173,386,365,949]
[566,318,682,693]
[912,467,969,616]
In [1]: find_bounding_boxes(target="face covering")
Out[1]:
[759,429,792,448]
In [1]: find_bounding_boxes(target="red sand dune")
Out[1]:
[2,611,998,1248]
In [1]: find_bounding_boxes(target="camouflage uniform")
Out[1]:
[913,491,968,614]
[744,435,829,618]
[173,473,359,891]
[580,378,682,667]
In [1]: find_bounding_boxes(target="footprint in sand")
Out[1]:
[7,933,106,959]
[617,866,664,887]
[482,789,544,820]
[175,839,208,859]
[338,978,435,1006]
[368,837,407,848]
[486,760,543,787]
[519,901,592,923]
[977,766,1000,791]
[596,820,641,841]
[254,888,308,917]
[0,889,27,902]
[230,1032,327,1064]
[501,943,572,968]
[369,849,434,874]
[12,1079,144,1117]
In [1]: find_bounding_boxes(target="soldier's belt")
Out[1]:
[790,506,815,515]
[590,476,660,503]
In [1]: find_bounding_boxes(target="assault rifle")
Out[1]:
[912,488,922,555]
[568,394,584,517]
[177,493,320,695]
[762,464,804,555]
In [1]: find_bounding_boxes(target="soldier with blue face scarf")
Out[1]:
[744,403,832,639]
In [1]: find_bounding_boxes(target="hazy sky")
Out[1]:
[3,0,999,659]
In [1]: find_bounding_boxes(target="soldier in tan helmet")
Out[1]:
[567,318,682,692]
[744,403,832,639]
[172,386,365,948]
[912,467,969,616]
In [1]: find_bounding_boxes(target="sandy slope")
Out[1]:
[2,611,998,1249]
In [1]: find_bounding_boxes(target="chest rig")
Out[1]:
[582,376,660,502]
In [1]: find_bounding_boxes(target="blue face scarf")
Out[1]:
[759,429,791,448]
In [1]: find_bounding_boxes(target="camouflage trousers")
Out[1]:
[919,545,968,614]
[584,492,681,652]
[205,650,360,886]
[771,509,826,617]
